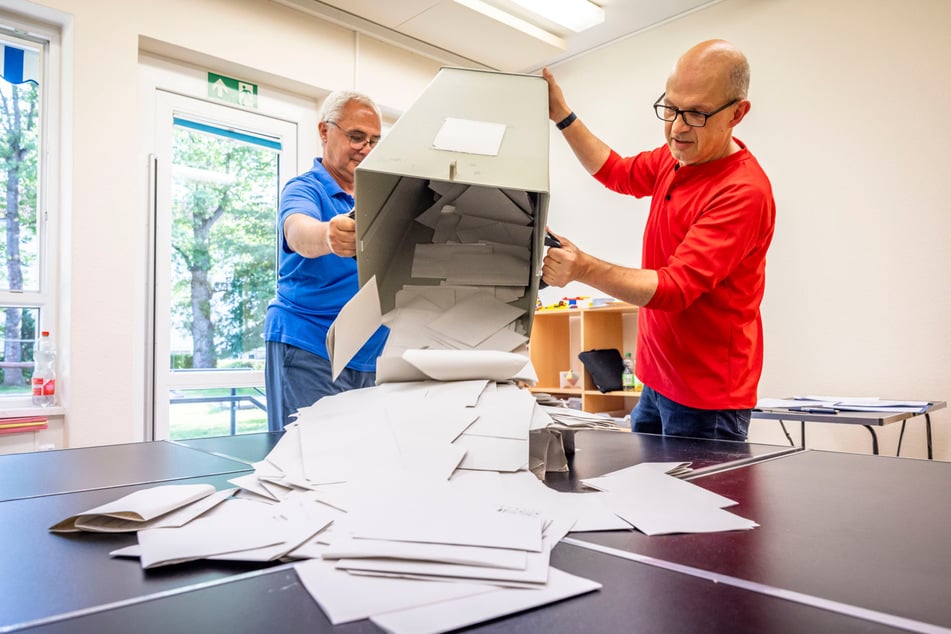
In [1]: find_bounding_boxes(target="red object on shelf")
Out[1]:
[0,415,48,435]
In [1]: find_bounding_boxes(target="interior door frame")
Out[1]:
[141,55,317,440]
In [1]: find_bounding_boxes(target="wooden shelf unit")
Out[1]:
[528,303,640,415]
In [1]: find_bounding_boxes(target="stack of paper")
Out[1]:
[541,404,628,431]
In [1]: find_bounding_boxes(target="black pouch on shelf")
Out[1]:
[577,348,625,393]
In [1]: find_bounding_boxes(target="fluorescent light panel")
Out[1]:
[509,0,605,33]
[453,0,567,49]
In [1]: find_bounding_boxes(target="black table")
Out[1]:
[2,434,947,633]
[753,400,946,458]
[8,542,908,634]
[173,431,285,464]
[545,429,800,492]
[570,449,951,630]
[0,441,251,502]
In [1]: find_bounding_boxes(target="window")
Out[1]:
[0,20,58,409]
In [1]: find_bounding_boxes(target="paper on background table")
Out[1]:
[757,396,931,413]
[326,275,383,381]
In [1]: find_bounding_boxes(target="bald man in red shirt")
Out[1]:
[542,40,775,441]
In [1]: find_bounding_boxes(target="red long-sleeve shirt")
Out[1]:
[593,140,775,409]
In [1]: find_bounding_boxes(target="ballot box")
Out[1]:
[354,67,550,343]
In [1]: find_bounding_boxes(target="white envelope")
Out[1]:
[369,567,601,634]
[295,557,494,625]
[326,274,384,381]
[50,483,216,532]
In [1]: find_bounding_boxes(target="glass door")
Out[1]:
[151,91,297,440]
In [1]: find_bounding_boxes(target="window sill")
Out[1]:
[0,406,66,420]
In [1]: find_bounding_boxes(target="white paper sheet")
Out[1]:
[432,117,506,157]
[369,567,601,634]
[322,536,528,569]
[401,349,529,382]
[50,483,216,532]
[295,557,495,625]
[326,275,384,381]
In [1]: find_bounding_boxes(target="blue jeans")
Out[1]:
[265,341,376,432]
[631,385,750,441]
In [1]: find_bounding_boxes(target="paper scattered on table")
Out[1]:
[368,567,601,634]
[756,396,930,414]
[582,463,757,536]
[51,374,759,630]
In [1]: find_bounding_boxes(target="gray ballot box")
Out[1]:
[354,67,550,341]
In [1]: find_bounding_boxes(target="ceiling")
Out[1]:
[274,0,721,73]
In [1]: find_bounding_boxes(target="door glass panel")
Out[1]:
[166,116,280,438]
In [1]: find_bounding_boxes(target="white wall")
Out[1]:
[2,0,443,452]
[539,0,951,459]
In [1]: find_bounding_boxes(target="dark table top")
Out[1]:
[0,441,251,502]
[570,449,951,629]
[2,433,946,632]
[544,429,800,492]
[8,542,907,634]
[0,472,276,630]
[172,431,285,464]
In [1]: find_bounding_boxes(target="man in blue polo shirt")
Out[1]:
[264,90,389,431]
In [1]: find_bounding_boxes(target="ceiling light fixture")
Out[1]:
[453,0,567,49]
[508,0,605,33]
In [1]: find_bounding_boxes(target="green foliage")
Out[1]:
[169,126,278,369]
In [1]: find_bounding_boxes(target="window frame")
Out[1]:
[0,13,62,412]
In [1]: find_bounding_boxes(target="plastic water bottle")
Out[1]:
[31,331,56,407]
[622,352,635,392]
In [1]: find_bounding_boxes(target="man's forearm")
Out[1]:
[576,256,659,307]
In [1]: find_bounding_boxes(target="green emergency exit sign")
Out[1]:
[207,72,258,109]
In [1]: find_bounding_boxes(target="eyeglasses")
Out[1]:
[325,120,380,150]
[652,93,739,128]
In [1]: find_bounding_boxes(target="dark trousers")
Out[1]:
[265,341,376,432]
[631,385,750,441]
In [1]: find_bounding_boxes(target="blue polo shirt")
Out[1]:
[264,158,388,370]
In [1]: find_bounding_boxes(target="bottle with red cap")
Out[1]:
[31,330,56,407]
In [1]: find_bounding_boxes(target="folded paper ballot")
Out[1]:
[50,483,225,533]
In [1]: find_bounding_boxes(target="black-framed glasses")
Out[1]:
[652,93,739,128]
[325,120,380,150]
